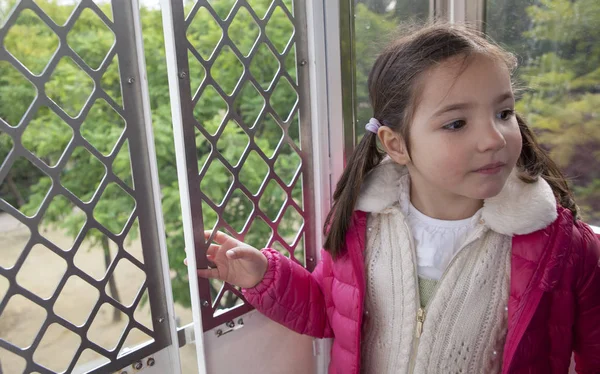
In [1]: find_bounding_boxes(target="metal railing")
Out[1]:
[0,1,179,372]
[163,0,316,334]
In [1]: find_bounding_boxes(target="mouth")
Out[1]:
[475,162,506,175]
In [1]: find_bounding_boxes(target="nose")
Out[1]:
[477,120,507,153]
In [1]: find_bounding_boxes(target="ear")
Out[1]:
[378,126,410,165]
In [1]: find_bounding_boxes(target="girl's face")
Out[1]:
[384,54,522,217]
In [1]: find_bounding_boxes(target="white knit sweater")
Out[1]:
[361,203,511,374]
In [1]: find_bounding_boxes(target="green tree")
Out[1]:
[489,0,600,224]
[353,1,429,139]
[1,1,130,321]
[1,0,305,313]
[354,3,398,136]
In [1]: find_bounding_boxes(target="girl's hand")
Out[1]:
[189,230,268,289]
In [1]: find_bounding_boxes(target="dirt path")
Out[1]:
[0,213,199,373]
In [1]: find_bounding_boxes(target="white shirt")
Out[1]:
[407,203,482,280]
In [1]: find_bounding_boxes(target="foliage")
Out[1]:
[488,0,600,224]
[0,0,304,310]
[354,3,398,131]
[353,0,430,134]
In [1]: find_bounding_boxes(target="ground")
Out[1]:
[0,213,199,373]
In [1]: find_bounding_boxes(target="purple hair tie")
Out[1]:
[365,118,383,134]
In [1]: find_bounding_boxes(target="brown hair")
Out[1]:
[323,22,578,258]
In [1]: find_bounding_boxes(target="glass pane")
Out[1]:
[353,1,430,141]
[487,0,600,226]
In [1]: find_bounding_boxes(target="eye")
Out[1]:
[442,120,466,131]
[496,109,515,121]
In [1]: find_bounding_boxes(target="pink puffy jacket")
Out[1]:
[243,207,600,373]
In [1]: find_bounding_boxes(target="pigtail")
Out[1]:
[516,114,579,220]
[323,132,383,257]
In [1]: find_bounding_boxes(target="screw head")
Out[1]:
[308,257,314,262]
[202,300,209,307]
[300,59,307,66]
[132,360,143,370]
[179,71,187,79]
[127,77,135,84]
[157,316,165,323]
[147,357,156,366]
[120,371,128,374]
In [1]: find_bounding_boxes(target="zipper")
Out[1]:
[406,220,422,374]
[405,219,486,373]
[416,308,425,338]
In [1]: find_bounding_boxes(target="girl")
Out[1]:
[196,23,600,373]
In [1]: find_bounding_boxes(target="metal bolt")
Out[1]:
[226,320,235,328]
[202,300,209,307]
[157,316,165,323]
[132,361,143,370]
[299,59,307,66]
[308,257,314,262]
[179,71,187,79]
[147,357,155,366]
[237,318,244,325]
[120,371,128,374]
[215,329,223,336]
[127,77,135,84]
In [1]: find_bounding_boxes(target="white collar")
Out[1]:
[355,158,557,236]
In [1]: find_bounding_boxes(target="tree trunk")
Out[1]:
[103,236,122,322]
[6,172,25,207]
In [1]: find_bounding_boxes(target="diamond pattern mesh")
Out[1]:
[0,1,169,372]
[175,0,315,331]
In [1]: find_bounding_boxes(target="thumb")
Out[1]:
[226,247,258,260]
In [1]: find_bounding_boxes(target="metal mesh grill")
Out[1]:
[0,1,171,372]
[169,0,315,331]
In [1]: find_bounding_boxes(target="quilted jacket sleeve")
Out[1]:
[572,223,600,373]
[242,248,333,338]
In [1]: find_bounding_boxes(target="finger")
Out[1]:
[206,243,220,257]
[204,230,231,245]
[206,254,217,267]
[226,247,257,260]
[196,267,221,279]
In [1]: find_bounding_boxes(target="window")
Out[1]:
[487,0,600,225]
[353,0,430,140]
